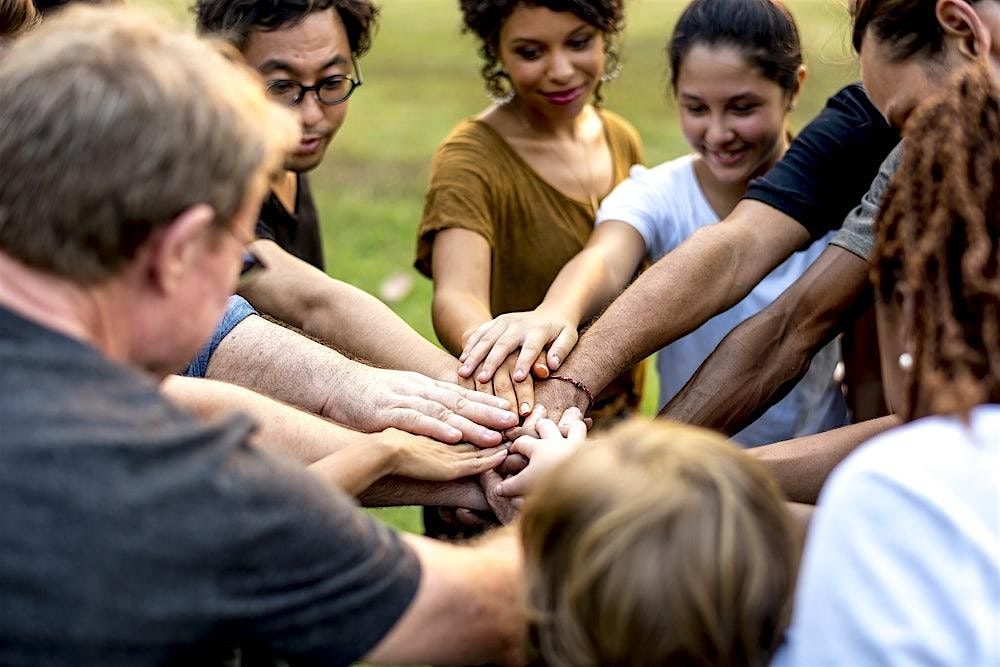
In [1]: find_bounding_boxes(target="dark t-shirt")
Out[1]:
[744,83,900,239]
[0,305,419,666]
[257,173,324,270]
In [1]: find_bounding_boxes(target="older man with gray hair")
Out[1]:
[0,7,522,665]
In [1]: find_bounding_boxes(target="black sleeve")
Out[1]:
[743,83,900,240]
[215,442,421,667]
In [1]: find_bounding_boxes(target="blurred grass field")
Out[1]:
[141,0,860,533]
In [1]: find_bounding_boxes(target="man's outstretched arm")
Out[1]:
[205,314,518,447]
[661,245,872,434]
[240,239,463,382]
[534,200,810,415]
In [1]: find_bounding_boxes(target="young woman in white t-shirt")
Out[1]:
[459,0,847,444]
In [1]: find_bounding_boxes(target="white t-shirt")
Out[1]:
[596,155,847,445]
[774,405,1000,666]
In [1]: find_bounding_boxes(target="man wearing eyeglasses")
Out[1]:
[185,1,521,464]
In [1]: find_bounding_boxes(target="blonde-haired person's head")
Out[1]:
[0,0,38,43]
[0,5,298,283]
[520,420,797,667]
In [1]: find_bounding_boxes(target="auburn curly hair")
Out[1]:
[872,63,1000,421]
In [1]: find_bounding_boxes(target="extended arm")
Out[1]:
[430,227,534,414]
[459,221,647,382]
[204,314,518,447]
[239,239,459,380]
[661,245,872,433]
[366,528,524,666]
[749,414,900,504]
[535,200,810,415]
[161,375,506,497]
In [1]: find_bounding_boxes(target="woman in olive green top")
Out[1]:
[415,0,644,424]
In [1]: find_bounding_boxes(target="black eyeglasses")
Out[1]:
[265,58,363,107]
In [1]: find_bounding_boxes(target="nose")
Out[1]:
[298,92,325,130]
[705,112,735,147]
[547,49,574,85]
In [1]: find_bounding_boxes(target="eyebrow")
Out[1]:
[258,54,348,77]
[508,23,593,45]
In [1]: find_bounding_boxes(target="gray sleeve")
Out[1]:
[829,142,903,260]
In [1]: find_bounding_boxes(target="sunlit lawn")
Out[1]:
[140,0,861,532]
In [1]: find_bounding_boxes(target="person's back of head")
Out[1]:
[0,4,296,284]
[873,62,1000,420]
[0,0,37,44]
[520,420,797,667]
[193,0,377,57]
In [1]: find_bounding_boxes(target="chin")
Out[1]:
[285,150,327,174]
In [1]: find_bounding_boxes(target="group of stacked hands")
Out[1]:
[0,0,997,665]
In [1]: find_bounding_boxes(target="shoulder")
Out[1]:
[597,108,642,154]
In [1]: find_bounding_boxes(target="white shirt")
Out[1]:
[775,405,1000,666]
[596,155,847,445]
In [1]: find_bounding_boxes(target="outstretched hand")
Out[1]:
[458,310,579,385]
[324,367,519,448]
[496,408,587,502]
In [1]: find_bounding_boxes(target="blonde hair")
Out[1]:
[0,5,298,283]
[0,0,38,39]
[521,420,797,667]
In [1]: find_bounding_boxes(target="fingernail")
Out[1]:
[459,364,471,375]
[520,402,530,415]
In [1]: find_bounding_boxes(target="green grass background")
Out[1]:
[140,0,858,533]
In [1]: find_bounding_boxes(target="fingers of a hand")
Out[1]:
[459,320,491,363]
[477,332,525,383]
[444,382,512,410]
[454,508,489,528]
[509,435,540,459]
[495,467,535,498]
[535,418,563,440]
[390,410,464,443]
[460,324,505,378]
[557,406,585,436]
[489,368,519,419]
[566,419,588,443]
[513,331,549,381]
[546,327,578,370]
[497,453,528,476]
[512,374,534,418]
[502,404,547,441]
[423,383,518,429]
[531,352,550,379]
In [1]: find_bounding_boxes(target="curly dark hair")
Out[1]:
[459,0,624,102]
[194,0,378,57]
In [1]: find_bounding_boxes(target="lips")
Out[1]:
[296,135,327,154]
[705,146,748,167]
[542,85,585,106]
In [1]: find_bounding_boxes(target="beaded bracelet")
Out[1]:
[547,375,595,409]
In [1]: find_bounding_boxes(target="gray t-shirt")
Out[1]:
[0,305,420,667]
[829,143,903,260]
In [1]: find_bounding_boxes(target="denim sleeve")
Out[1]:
[182,296,256,378]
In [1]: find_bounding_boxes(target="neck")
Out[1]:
[272,170,298,212]
[505,96,590,140]
[0,251,134,366]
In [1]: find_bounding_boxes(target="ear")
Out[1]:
[788,64,808,110]
[937,0,990,62]
[145,203,216,295]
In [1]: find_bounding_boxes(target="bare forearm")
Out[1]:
[369,528,524,666]
[359,478,490,510]
[432,288,492,355]
[559,205,806,395]
[662,245,872,434]
[751,415,901,504]
[539,245,633,326]
[205,314,358,415]
[161,375,360,463]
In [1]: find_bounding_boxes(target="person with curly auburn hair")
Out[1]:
[521,419,798,667]
[415,0,644,426]
[775,62,999,667]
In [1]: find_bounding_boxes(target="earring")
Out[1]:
[898,352,914,371]
[600,61,622,82]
